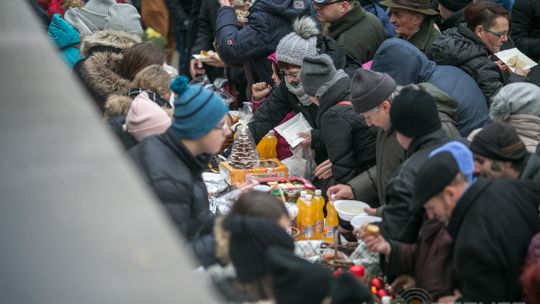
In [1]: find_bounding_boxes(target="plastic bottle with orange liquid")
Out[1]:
[323,194,338,244]
[313,189,325,240]
[256,130,277,159]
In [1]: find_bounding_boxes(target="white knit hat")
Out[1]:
[276,16,320,66]
[124,92,172,142]
[105,4,143,36]
[64,0,116,36]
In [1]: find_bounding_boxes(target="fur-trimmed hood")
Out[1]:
[79,51,132,107]
[214,216,231,265]
[80,29,141,57]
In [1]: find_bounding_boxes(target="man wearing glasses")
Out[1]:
[312,0,385,66]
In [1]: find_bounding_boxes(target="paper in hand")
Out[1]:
[274,113,313,148]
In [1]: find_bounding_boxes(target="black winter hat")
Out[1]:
[470,122,528,161]
[390,86,441,138]
[331,273,374,304]
[267,247,333,304]
[350,69,397,113]
[224,215,294,283]
[438,0,471,12]
[414,152,460,207]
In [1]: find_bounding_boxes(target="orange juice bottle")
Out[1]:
[256,130,278,159]
[323,194,338,244]
[295,191,306,240]
[302,194,315,240]
[313,189,325,240]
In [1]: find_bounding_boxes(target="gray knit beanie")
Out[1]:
[64,0,116,36]
[105,4,143,36]
[350,69,397,113]
[300,54,337,97]
[490,82,540,121]
[276,16,320,67]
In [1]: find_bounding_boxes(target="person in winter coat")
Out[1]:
[215,0,312,86]
[470,122,540,182]
[511,0,540,62]
[123,92,172,143]
[128,76,230,266]
[189,0,222,80]
[437,0,470,31]
[380,0,440,53]
[372,38,488,137]
[428,2,528,100]
[489,82,540,152]
[248,17,345,167]
[104,64,172,149]
[299,54,377,184]
[328,70,458,208]
[312,0,385,65]
[48,13,81,68]
[414,151,540,302]
[73,30,141,112]
[74,39,165,113]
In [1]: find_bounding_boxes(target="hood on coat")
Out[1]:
[253,0,311,22]
[79,51,131,101]
[104,95,132,119]
[418,83,459,122]
[506,114,540,153]
[48,14,81,49]
[79,29,141,57]
[213,216,231,265]
[490,82,540,121]
[372,38,437,85]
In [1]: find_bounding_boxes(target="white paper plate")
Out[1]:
[351,214,382,230]
[333,200,370,221]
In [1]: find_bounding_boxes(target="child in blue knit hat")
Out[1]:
[128,75,229,266]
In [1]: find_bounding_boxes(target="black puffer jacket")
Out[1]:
[129,129,216,266]
[511,0,540,62]
[380,128,449,243]
[519,153,540,182]
[428,24,525,100]
[317,75,377,184]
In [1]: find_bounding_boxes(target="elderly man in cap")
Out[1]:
[380,0,440,53]
[470,122,540,182]
[312,0,385,67]
[414,148,540,302]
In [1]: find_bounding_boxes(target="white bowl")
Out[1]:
[351,214,382,230]
[333,200,370,221]
[252,185,271,193]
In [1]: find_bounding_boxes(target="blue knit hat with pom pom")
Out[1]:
[170,76,228,139]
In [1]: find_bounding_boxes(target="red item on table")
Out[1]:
[348,265,365,278]
[371,278,383,289]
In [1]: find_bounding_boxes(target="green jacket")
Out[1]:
[328,5,385,64]
[407,17,440,54]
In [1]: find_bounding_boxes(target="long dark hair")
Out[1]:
[116,43,165,80]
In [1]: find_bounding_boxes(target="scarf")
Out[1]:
[285,81,312,106]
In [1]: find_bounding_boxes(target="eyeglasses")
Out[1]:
[214,121,229,131]
[312,0,346,7]
[482,26,509,39]
[279,70,300,77]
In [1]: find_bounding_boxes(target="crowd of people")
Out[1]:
[32,0,540,302]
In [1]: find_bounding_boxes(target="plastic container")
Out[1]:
[333,200,370,221]
[323,194,338,244]
[256,130,277,159]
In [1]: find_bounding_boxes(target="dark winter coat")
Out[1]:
[128,129,216,266]
[380,128,449,243]
[327,5,385,65]
[448,178,540,302]
[372,38,488,137]
[405,17,439,54]
[317,75,377,184]
[72,30,141,113]
[511,0,540,62]
[215,0,311,85]
[428,24,526,100]
[439,9,464,32]
[163,0,193,30]
[386,218,455,299]
[519,153,540,182]
[247,81,327,164]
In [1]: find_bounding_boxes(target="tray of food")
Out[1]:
[256,177,315,192]
[192,50,221,63]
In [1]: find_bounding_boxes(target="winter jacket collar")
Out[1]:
[328,6,367,38]
[372,38,437,84]
[160,129,213,174]
[81,51,132,100]
[519,153,540,181]
[456,24,493,55]
[418,218,446,241]
[407,17,439,53]
[440,10,464,32]
[316,73,350,126]
[417,83,459,122]
[407,128,449,155]
[446,178,491,239]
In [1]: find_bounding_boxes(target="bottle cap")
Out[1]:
[300,190,307,197]
[305,194,312,200]
[315,189,322,196]
[268,130,275,136]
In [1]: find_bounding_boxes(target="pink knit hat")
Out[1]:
[124,92,172,141]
